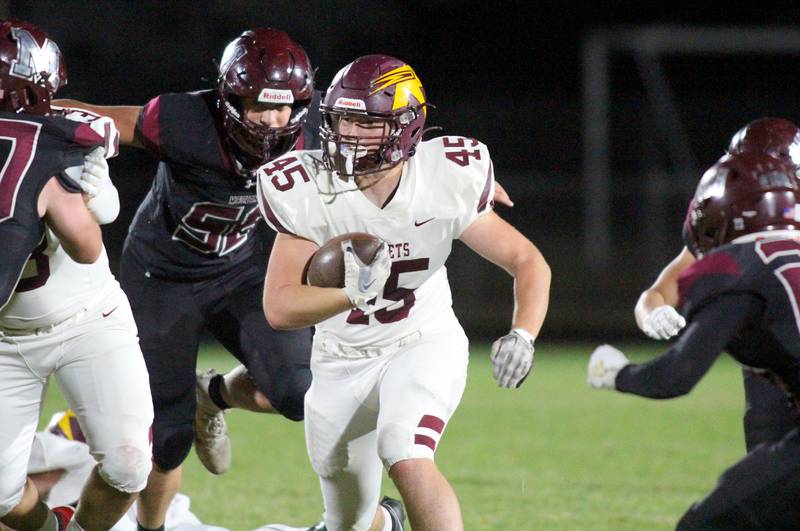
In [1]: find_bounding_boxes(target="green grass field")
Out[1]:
[40,342,746,530]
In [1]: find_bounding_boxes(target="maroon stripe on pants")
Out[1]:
[418,414,445,434]
[414,434,436,451]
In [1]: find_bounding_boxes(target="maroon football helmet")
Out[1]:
[218,28,314,171]
[0,19,66,115]
[320,55,428,178]
[727,117,800,166]
[684,152,800,256]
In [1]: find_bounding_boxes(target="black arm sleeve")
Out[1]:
[616,292,762,399]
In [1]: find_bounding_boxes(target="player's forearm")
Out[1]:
[263,284,352,330]
[52,99,142,147]
[509,251,551,338]
[635,247,696,328]
[634,289,667,329]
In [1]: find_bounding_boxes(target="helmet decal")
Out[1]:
[369,64,427,115]
[10,27,63,90]
[257,87,294,104]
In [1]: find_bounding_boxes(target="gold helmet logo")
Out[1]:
[369,64,426,116]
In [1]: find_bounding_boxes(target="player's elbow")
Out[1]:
[63,234,102,264]
[263,298,294,330]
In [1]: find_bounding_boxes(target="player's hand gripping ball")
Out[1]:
[306,233,391,308]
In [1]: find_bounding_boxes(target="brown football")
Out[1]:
[306,232,383,288]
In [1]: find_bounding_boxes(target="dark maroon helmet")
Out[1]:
[0,19,66,115]
[684,152,800,256]
[218,28,314,172]
[727,117,800,166]
[320,54,428,178]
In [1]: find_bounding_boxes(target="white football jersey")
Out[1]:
[0,228,115,330]
[257,136,495,347]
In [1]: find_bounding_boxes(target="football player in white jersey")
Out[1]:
[256,55,550,531]
[0,107,153,531]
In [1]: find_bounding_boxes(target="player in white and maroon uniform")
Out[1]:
[1,95,153,531]
[257,55,550,531]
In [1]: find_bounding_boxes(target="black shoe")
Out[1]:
[380,496,405,531]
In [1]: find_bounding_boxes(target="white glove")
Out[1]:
[490,328,535,388]
[587,344,630,389]
[341,240,391,308]
[80,147,119,224]
[642,305,686,340]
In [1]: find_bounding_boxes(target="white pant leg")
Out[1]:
[305,346,385,531]
[376,324,469,469]
[54,287,153,493]
[0,338,47,517]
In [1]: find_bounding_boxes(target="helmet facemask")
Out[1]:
[320,106,423,180]
[220,92,309,171]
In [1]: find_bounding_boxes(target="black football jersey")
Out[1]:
[125,89,321,280]
[0,112,104,309]
[677,238,800,399]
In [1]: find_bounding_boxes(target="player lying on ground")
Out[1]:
[589,151,800,530]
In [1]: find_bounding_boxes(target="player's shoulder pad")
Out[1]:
[678,248,743,318]
[416,135,495,213]
[256,150,322,235]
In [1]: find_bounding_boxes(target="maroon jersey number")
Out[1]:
[15,234,50,292]
[0,119,40,221]
[442,137,480,167]
[346,258,430,325]
[173,203,262,256]
[263,156,311,192]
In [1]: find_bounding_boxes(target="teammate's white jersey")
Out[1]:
[257,136,494,347]
[0,228,115,330]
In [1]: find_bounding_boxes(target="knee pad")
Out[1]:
[153,424,193,471]
[98,444,152,493]
[377,422,418,470]
[271,366,311,422]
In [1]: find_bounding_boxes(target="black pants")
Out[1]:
[677,428,800,530]
[742,369,800,452]
[120,254,311,470]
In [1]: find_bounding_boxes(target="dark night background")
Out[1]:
[8,2,800,340]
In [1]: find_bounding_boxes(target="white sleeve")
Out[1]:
[450,140,495,237]
[255,152,319,237]
[256,171,296,235]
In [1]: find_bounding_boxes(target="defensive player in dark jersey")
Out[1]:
[0,21,104,312]
[589,151,800,529]
[634,118,800,453]
[0,19,147,531]
[54,28,322,530]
